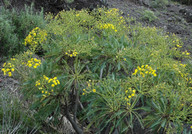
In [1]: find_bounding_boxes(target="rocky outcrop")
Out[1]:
[179,8,192,23]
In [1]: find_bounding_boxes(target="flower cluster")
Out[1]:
[99,23,117,32]
[82,88,96,95]
[104,8,119,16]
[132,65,157,77]
[1,62,15,77]
[82,80,96,95]
[22,58,41,69]
[65,50,78,57]
[118,16,126,25]
[24,27,47,49]
[172,38,182,48]
[182,50,190,56]
[124,88,136,106]
[35,75,60,97]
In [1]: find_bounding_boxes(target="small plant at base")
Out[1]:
[150,0,169,8]
[141,10,158,22]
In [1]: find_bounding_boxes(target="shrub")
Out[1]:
[141,9,158,22]
[2,8,192,133]
[150,0,169,8]
[0,4,46,56]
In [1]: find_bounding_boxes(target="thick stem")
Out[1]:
[65,105,84,134]
[74,88,78,122]
[73,80,79,122]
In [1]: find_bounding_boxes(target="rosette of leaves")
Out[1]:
[82,79,143,133]
[143,96,187,133]
[89,35,135,79]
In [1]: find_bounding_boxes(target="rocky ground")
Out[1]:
[108,0,192,53]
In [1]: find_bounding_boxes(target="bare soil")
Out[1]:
[108,0,192,53]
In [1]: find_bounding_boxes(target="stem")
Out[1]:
[74,89,78,122]
[15,68,27,81]
[65,104,84,134]
[73,80,79,122]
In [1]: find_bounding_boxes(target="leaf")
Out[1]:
[150,117,162,129]
[117,62,121,71]
[161,119,167,128]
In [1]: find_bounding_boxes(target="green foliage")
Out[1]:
[144,96,187,133]
[141,10,158,22]
[82,79,143,133]
[0,4,46,56]
[2,7,192,133]
[0,90,39,133]
[150,0,169,8]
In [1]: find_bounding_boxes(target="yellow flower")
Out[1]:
[131,93,135,96]
[133,90,136,93]
[51,84,55,87]
[176,45,182,48]
[134,69,138,74]
[83,89,86,92]
[186,52,190,55]
[33,66,37,69]
[92,89,96,93]
[82,93,85,95]
[128,95,131,98]
[57,80,60,84]
[48,79,53,83]
[34,58,38,62]
[28,64,32,67]
[8,72,12,77]
[123,58,126,61]
[3,63,6,67]
[42,90,44,93]
[11,68,15,72]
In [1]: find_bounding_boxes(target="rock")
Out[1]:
[186,12,192,23]
[167,17,174,22]
[142,0,150,7]
[179,8,187,14]
[179,8,192,23]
